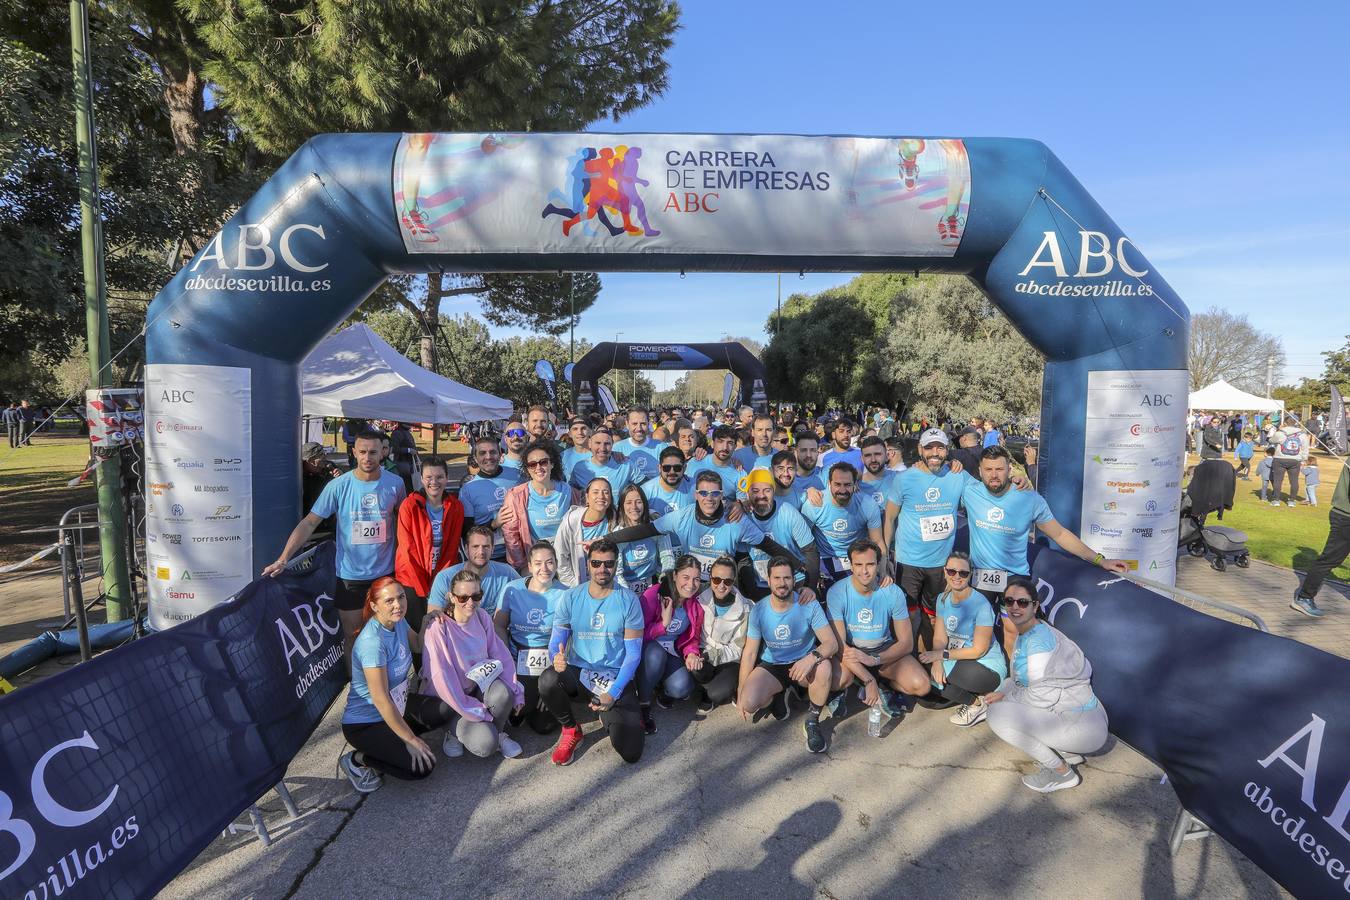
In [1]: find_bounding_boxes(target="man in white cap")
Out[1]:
[881,427,971,648]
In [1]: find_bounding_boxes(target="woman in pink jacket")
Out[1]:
[636,555,706,735]
[422,569,526,759]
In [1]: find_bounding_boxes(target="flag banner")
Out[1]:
[1331,385,1347,456]
[0,544,342,900]
[722,373,735,409]
[597,384,618,415]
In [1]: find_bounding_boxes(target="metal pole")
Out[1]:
[1265,356,1274,397]
[62,528,92,662]
[71,0,132,622]
[569,275,576,364]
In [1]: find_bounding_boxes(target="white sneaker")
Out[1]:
[1061,752,1085,766]
[1287,501,1297,508]
[339,751,382,793]
[497,732,522,759]
[949,697,987,727]
[1022,764,1082,793]
[442,730,465,759]
[1270,500,1281,507]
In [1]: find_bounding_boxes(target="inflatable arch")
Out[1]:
[571,340,769,416]
[144,133,1189,627]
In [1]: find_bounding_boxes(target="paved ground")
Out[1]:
[159,555,1348,900]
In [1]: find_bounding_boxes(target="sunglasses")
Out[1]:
[1001,597,1035,609]
[773,437,789,444]
[505,429,526,438]
[709,576,734,587]
[526,458,552,469]
[588,559,617,569]
[945,568,971,577]
[661,464,685,473]
[696,489,723,498]
[452,591,483,604]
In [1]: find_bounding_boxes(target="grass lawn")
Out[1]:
[0,434,97,566]
[1188,450,1349,582]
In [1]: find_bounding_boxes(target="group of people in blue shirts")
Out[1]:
[264,408,1120,796]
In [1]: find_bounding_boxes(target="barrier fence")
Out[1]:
[1,540,1346,897]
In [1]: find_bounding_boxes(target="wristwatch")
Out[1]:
[942,648,950,661]
[811,649,824,662]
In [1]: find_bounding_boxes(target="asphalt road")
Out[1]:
[165,691,1283,899]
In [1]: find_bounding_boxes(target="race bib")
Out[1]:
[581,668,616,698]
[389,678,409,715]
[516,647,549,677]
[692,552,719,578]
[466,659,502,693]
[351,518,386,546]
[828,557,853,575]
[919,514,954,542]
[974,568,1008,592]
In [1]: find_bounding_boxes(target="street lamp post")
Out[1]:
[614,332,623,410]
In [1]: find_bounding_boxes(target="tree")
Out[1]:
[883,277,1042,423]
[1187,306,1285,394]
[182,0,678,364]
[762,288,884,407]
[1323,334,1350,391]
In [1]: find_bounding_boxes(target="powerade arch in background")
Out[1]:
[144,132,1189,627]
[569,341,769,415]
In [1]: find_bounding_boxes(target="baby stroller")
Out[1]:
[1178,458,1250,571]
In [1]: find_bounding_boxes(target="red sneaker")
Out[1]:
[401,208,438,243]
[551,725,584,766]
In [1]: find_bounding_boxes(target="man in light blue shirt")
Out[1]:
[799,462,884,590]
[858,435,902,513]
[425,526,519,616]
[744,468,819,598]
[687,425,745,498]
[962,446,1128,598]
[612,408,668,484]
[777,434,824,510]
[818,418,863,473]
[459,435,523,561]
[561,417,592,482]
[642,446,695,516]
[569,428,635,494]
[732,414,776,472]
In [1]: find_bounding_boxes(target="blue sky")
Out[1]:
[439,1,1350,390]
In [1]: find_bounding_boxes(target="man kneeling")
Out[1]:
[736,557,839,753]
[828,539,931,720]
[540,539,645,766]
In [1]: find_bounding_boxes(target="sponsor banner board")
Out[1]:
[1031,546,1350,899]
[393,133,971,257]
[144,365,253,629]
[1080,370,1188,583]
[0,546,341,900]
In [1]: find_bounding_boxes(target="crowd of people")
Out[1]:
[261,404,1129,797]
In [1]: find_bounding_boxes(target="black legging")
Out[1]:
[515,672,559,734]
[691,657,740,706]
[937,660,1003,706]
[1271,458,1301,501]
[341,694,454,780]
[539,664,644,763]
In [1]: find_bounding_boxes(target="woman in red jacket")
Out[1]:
[396,456,464,629]
[636,555,705,735]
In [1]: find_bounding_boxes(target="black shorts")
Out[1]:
[336,576,385,612]
[899,563,946,614]
[757,660,799,690]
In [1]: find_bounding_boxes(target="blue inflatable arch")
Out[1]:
[144,133,1189,625]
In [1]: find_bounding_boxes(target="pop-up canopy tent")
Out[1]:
[301,323,511,423]
[1188,379,1285,412]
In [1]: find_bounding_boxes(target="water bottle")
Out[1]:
[868,704,883,738]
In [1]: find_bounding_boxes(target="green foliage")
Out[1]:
[761,273,1044,420]
[182,0,681,154]
[1273,379,1329,412]
[1323,334,1350,391]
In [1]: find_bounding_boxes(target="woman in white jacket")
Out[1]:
[985,576,1109,794]
[553,478,614,587]
[691,556,753,708]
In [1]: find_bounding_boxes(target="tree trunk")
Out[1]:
[419,272,444,372]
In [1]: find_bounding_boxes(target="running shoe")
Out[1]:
[654,688,674,710]
[401,208,438,243]
[824,690,846,720]
[339,752,382,794]
[640,705,658,736]
[1022,765,1081,793]
[949,697,988,727]
[770,691,790,721]
[1270,500,1281,507]
[497,732,522,759]
[804,716,828,754]
[1290,595,1325,618]
[442,730,464,759]
[879,688,907,719]
[551,725,584,766]
[1287,501,1298,508]
[1061,753,1086,766]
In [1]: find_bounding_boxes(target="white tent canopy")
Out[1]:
[301,323,512,423]
[1188,379,1285,413]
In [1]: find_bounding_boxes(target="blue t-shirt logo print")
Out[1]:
[773,624,791,640]
[591,612,605,629]
[925,487,941,502]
